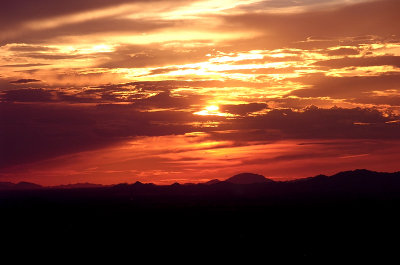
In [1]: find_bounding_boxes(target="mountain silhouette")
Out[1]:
[0,181,42,190]
[51,183,105,189]
[204,179,221,185]
[287,169,400,194]
[0,182,15,189]
[2,169,400,194]
[2,169,400,259]
[225,173,273,184]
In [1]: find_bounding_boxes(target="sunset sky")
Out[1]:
[1,0,400,185]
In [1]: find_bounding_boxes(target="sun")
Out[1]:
[205,105,219,112]
[194,105,227,116]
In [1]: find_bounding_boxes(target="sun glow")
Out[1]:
[206,105,219,112]
[194,105,228,116]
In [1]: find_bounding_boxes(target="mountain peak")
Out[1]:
[330,169,380,179]
[133,181,144,186]
[225,173,273,184]
[204,179,221,185]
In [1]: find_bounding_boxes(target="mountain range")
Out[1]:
[2,169,400,196]
[2,168,400,260]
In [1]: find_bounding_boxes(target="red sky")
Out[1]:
[1,0,400,185]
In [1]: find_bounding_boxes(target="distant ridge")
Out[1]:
[2,169,400,192]
[204,179,221,185]
[225,173,273,184]
[51,183,105,189]
[0,181,42,190]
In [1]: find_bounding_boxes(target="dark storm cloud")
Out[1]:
[314,56,400,69]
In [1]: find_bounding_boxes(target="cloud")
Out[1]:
[2,0,400,183]
[221,103,268,115]
[1,99,399,183]
[97,44,210,69]
[0,0,186,29]
[0,82,206,105]
[349,95,400,106]
[0,0,201,46]
[0,102,200,168]
[314,55,400,69]
[326,47,360,56]
[132,91,205,110]
[221,0,400,49]
[1,89,53,102]
[266,97,338,110]
[290,73,400,99]
[2,18,177,45]
[236,0,373,13]
[0,77,45,90]
[221,67,298,75]
[1,63,50,68]
[6,45,56,52]
[215,106,400,141]
[9,78,41,84]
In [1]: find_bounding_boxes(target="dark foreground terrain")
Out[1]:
[1,169,400,261]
